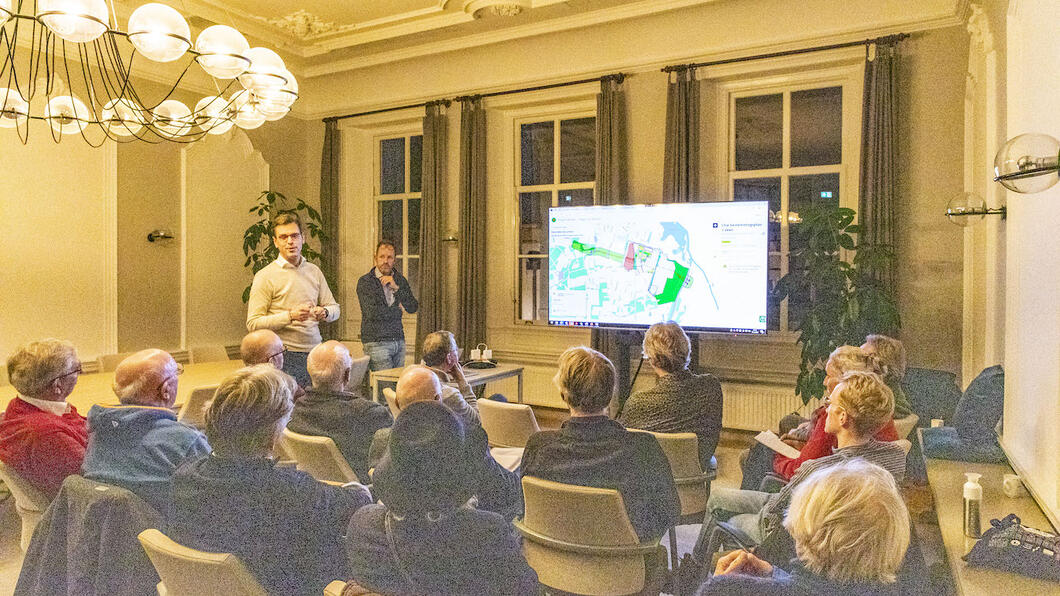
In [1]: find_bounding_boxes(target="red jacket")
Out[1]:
[0,397,89,497]
[773,406,898,480]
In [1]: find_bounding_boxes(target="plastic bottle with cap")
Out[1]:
[963,472,982,538]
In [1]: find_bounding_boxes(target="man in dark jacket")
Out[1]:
[356,240,418,371]
[287,341,392,480]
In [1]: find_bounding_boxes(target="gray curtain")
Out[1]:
[414,102,447,361]
[457,97,487,354]
[319,119,341,340]
[859,41,900,290]
[663,67,700,203]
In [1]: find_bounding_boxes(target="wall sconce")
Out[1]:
[994,133,1060,194]
[147,229,174,242]
[946,193,1005,227]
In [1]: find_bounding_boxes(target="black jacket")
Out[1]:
[356,268,418,343]
[519,416,680,541]
[287,387,393,482]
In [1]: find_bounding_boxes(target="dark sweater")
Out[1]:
[519,416,680,540]
[619,369,724,467]
[346,504,538,596]
[356,268,418,343]
[171,454,371,596]
[287,387,393,481]
[698,562,899,596]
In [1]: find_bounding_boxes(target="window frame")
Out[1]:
[373,131,423,303]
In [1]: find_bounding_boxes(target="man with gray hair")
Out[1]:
[420,330,479,426]
[0,339,89,497]
[81,349,211,516]
[287,341,392,480]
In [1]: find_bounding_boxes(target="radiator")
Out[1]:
[721,382,823,432]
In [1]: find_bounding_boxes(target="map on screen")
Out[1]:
[548,202,769,333]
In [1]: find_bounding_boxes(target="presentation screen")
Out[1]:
[547,201,769,334]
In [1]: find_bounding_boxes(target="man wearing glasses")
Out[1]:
[81,349,211,518]
[0,339,89,497]
[240,329,306,403]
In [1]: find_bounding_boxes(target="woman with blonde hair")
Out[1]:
[700,458,910,595]
[862,334,914,417]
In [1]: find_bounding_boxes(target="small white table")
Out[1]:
[369,363,525,405]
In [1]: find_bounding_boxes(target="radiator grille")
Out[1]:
[722,382,822,431]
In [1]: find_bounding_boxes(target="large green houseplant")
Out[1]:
[773,205,901,403]
[241,190,328,303]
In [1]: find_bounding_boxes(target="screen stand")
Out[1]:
[611,329,642,415]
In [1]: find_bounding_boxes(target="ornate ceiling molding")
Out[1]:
[254,9,337,39]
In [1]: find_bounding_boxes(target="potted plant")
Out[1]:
[773,205,901,403]
[241,190,329,303]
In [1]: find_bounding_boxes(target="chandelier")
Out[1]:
[0,0,298,145]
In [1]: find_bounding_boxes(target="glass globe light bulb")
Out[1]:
[994,133,1060,194]
[194,25,250,79]
[45,95,91,135]
[946,192,987,227]
[261,105,288,121]
[127,3,190,63]
[100,98,144,136]
[37,0,110,43]
[256,69,298,111]
[237,47,287,93]
[233,102,266,130]
[0,87,29,129]
[153,99,192,137]
[193,95,233,135]
[1,0,14,23]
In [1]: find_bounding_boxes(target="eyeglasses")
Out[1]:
[267,347,287,362]
[156,362,184,393]
[48,362,83,385]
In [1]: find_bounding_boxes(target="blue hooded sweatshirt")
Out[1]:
[82,404,211,518]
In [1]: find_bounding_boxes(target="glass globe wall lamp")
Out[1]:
[0,0,298,144]
[946,133,1059,226]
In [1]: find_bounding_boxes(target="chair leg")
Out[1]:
[668,526,679,570]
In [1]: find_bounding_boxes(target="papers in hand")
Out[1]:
[755,430,802,459]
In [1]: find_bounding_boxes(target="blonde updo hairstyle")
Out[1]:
[642,321,691,374]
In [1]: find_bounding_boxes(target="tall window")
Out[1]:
[729,85,845,332]
[376,134,422,294]
[516,115,595,322]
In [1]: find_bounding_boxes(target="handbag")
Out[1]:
[963,513,1060,582]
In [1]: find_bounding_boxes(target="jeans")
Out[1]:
[363,340,405,371]
[282,350,311,388]
[693,487,771,559]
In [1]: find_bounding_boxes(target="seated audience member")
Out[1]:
[699,459,910,596]
[619,321,723,468]
[771,345,898,481]
[170,365,371,596]
[369,366,520,519]
[287,341,392,480]
[0,339,88,497]
[700,371,905,551]
[240,329,305,402]
[862,334,914,418]
[347,401,538,595]
[421,330,480,426]
[81,349,211,517]
[520,346,679,541]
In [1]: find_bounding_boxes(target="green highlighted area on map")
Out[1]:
[571,239,689,306]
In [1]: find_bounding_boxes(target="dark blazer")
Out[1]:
[698,563,900,596]
[519,415,680,540]
[356,268,418,343]
[287,387,393,481]
[346,504,538,596]
[171,454,371,596]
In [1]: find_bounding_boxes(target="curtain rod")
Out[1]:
[323,73,625,123]
[661,33,909,73]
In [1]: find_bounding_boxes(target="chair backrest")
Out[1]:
[893,413,920,440]
[340,341,365,358]
[516,476,652,595]
[279,428,359,484]
[98,352,135,372]
[138,529,268,596]
[0,460,51,550]
[349,355,370,388]
[895,438,913,456]
[381,387,400,418]
[630,429,712,517]
[177,384,219,429]
[478,398,540,448]
[188,345,229,364]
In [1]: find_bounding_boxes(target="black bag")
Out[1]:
[963,513,1060,582]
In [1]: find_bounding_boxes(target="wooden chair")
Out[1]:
[349,355,371,388]
[98,352,135,372]
[896,438,913,456]
[631,429,716,568]
[381,387,401,418]
[138,528,268,596]
[0,460,50,551]
[324,580,384,596]
[279,428,359,484]
[177,384,218,429]
[188,345,229,363]
[478,398,540,448]
[514,476,665,596]
[893,413,920,440]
